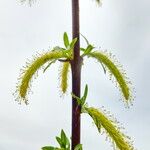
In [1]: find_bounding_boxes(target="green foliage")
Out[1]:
[42,146,60,150]
[41,130,70,150]
[41,130,83,150]
[70,38,78,50]
[63,32,70,48]
[81,45,95,57]
[15,32,135,150]
[72,84,88,106]
[74,144,83,150]
[62,32,77,59]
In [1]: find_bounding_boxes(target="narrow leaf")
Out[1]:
[71,93,81,105]
[42,146,56,150]
[80,48,86,51]
[82,45,94,57]
[43,60,57,73]
[56,137,63,148]
[74,144,83,150]
[61,129,67,147]
[82,84,88,105]
[100,61,106,74]
[63,32,69,48]
[70,38,77,49]
[80,33,89,45]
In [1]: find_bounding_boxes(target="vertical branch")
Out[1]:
[71,0,82,149]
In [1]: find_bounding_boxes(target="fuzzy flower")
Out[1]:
[60,62,70,94]
[15,50,68,104]
[86,50,133,105]
[84,106,134,150]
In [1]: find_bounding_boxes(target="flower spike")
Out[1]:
[84,107,134,150]
[86,51,133,105]
[15,49,68,104]
[60,62,70,94]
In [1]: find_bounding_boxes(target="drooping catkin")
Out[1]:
[60,62,70,94]
[87,51,133,104]
[85,107,134,150]
[15,50,67,104]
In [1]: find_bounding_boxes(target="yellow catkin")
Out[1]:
[85,107,134,150]
[60,62,70,94]
[87,51,132,103]
[17,50,67,104]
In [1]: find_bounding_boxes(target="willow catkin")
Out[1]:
[16,50,67,104]
[60,62,70,94]
[85,107,134,150]
[87,51,133,104]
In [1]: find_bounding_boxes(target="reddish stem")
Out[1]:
[71,0,82,149]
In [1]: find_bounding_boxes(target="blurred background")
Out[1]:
[0,0,150,149]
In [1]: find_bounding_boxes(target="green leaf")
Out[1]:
[72,84,89,106]
[43,60,57,73]
[86,45,94,52]
[74,144,83,150]
[42,146,56,150]
[71,93,82,105]
[65,136,70,149]
[61,129,67,147]
[56,136,63,148]
[42,130,70,150]
[70,38,77,49]
[81,84,88,105]
[100,61,106,74]
[82,45,94,57]
[80,33,89,45]
[63,32,69,48]
[80,48,86,51]
[42,147,63,150]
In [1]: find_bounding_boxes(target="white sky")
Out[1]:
[0,0,150,149]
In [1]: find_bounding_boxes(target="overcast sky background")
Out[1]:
[0,0,150,149]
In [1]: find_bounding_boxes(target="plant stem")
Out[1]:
[71,0,82,149]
